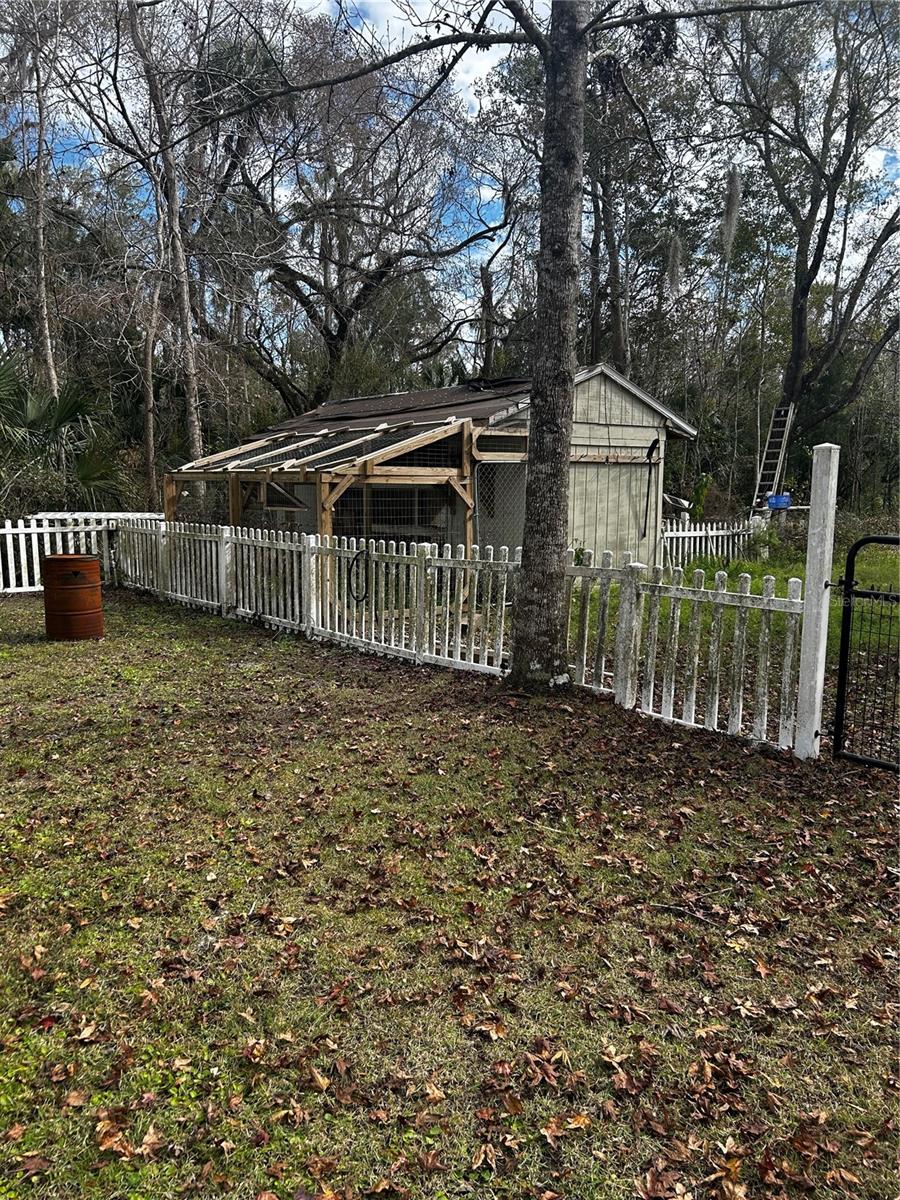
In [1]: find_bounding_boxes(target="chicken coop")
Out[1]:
[167,364,696,563]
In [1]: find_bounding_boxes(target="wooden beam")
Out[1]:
[351,421,460,469]
[168,469,308,483]
[182,435,279,471]
[319,469,461,486]
[316,474,332,539]
[448,476,474,508]
[163,473,179,521]
[323,473,358,510]
[462,422,475,557]
[330,466,463,481]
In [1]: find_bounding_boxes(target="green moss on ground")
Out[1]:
[0,593,895,1199]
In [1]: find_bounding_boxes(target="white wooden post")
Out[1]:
[301,535,313,636]
[414,543,429,660]
[219,526,235,616]
[614,561,645,708]
[794,443,840,760]
[158,521,169,597]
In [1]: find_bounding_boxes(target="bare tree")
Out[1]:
[1,1,63,397]
[704,3,900,433]
[125,0,203,462]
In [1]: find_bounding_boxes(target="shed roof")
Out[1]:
[175,366,695,476]
[265,377,532,436]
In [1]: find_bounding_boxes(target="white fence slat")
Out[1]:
[640,564,664,711]
[752,575,775,742]
[681,568,706,725]
[465,547,479,664]
[778,577,804,749]
[591,549,614,691]
[491,547,506,667]
[479,545,494,667]
[614,561,644,707]
[704,570,728,730]
[727,573,752,735]
[660,566,684,720]
[452,544,465,662]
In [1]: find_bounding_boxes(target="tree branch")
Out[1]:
[579,0,818,40]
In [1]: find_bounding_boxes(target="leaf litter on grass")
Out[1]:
[0,592,896,1199]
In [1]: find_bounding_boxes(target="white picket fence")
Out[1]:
[662,515,761,568]
[2,447,841,760]
[0,517,117,594]
[110,519,808,750]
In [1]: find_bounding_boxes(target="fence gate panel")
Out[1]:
[833,535,900,771]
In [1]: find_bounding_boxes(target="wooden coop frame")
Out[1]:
[163,419,520,556]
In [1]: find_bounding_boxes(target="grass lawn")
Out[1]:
[0,593,896,1200]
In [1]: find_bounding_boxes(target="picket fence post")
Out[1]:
[157,521,169,597]
[614,561,645,708]
[105,523,119,587]
[219,526,235,616]
[794,443,840,760]
[300,535,313,636]
[414,543,428,660]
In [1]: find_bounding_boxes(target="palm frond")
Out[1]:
[74,442,126,504]
[45,382,94,436]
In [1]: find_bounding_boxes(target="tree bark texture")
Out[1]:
[127,1,203,464]
[509,0,589,689]
[141,280,162,510]
[32,52,59,400]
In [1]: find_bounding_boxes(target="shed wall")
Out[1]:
[567,460,662,563]
[565,374,666,562]
[573,372,661,449]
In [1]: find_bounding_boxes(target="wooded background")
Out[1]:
[0,0,897,519]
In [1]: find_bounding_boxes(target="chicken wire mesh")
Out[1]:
[332,484,457,546]
[474,461,526,552]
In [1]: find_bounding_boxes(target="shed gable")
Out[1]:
[573,370,660,430]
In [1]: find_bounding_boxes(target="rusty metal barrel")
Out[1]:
[42,554,104,641]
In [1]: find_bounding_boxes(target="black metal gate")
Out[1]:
[833,535,900,770]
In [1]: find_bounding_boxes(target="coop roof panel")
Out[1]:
[309,425,441,470]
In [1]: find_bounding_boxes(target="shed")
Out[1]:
[167,364,696,564]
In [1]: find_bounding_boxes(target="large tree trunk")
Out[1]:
[127,2,203,464]
[32,53,59,401]
[509,0,588,690]
[588,176,603,363]
[141,279,162,510]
